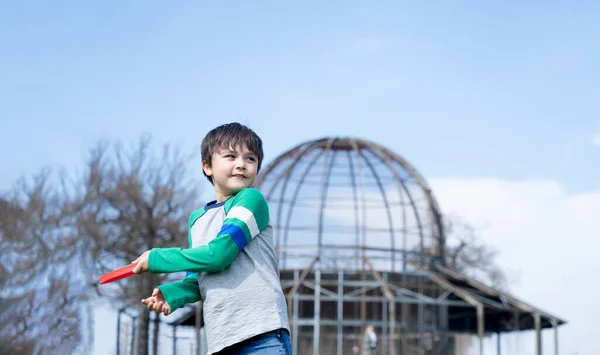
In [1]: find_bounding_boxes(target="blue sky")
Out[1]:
[2,1,599,354]
[2,1,599,192]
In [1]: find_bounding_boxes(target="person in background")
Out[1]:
[362,324,377,355]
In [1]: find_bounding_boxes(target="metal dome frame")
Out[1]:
[255,137,446,268]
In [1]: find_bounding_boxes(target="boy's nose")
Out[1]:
[235,158,246,169]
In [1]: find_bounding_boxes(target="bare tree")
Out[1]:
[75,135,201,355]
[0,171,89,354]
[443,214,508,290]
[0,135,201,355]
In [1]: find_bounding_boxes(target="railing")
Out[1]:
[276,244,443,272]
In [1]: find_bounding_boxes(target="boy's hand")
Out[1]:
[132,250,150,274]
[142,288,171,315]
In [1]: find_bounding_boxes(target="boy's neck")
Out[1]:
[215,196,230,203]
[215,191,234,203]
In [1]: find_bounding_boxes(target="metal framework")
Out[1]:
[163,137,565,355]
[255,137,446,268]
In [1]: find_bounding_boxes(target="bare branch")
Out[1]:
[444,214,508,290]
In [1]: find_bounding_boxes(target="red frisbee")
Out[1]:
[100,263,138,284]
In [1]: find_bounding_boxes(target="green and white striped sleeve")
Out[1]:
[154,208,204,311]
[148,188,270,274]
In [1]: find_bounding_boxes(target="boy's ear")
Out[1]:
[202,160,213,177]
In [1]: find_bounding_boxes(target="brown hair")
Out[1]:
[201,122,264,184]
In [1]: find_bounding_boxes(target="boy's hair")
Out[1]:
[201,122,264,184]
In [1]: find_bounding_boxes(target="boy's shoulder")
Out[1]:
[238,187,264,197]
[225,188,267,208]
[225,188,270,222]
[188,206,207,228]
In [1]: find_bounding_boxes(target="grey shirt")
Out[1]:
[191,204,290,354]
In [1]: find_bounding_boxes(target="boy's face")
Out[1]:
[202,144,259,202]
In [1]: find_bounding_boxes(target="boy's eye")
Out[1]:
[247,156,256,162]
[225,154,235,158]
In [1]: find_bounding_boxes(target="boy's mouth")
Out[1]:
[231,174,247,179]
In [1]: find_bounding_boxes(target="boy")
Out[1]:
[132,122,291,355]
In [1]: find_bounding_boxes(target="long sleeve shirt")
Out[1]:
[148,188,289,354]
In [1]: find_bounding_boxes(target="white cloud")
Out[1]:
[590,134,600,146]
[429,177,600,355]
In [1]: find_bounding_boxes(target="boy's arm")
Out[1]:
[151,208,205,311]
[156,272,201,311]
[148,188,269,274]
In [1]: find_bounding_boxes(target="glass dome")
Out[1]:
[255,137,444,271]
